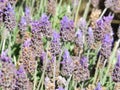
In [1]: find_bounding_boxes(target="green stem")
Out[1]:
[83,0,91,20]
[74,0,82,26]
[99,8,107,19]
[37,42,50,90]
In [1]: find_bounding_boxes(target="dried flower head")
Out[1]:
[60,16,75,42]
[47,0,56,15]
[44,77,55,90]
[91,0,100,8]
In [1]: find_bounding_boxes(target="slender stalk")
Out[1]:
[37,42,50,90]
[83,0,91,20]
[93,55,101,84]
[53,57,56,90]
[65,75,72,90]
[99,8,107,19]
[74,0,82,26]
[33,63,38,90]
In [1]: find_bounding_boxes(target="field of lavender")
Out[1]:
[0,0,120,90]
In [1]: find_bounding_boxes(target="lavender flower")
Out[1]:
[105,0,120,13]
[45,77,55,90]
[18,17,27,34]
[0,50,17,90]
[75,30,83,49]
[0,0,8,10]
[24,7,32,25]
[60,16,75,42]
[16,65,32,90]
[31,14,52,38]
[4,3,16,31]
[93,14,113,42]
[73,56,90,82]
[23,38,31,47]
[112,49,120,82]
[86,27,95,49]
[49,31,61,56]
[56,87,65,90]
[78,17,87,33]
[19,39,37,75]
[0,50,11,62]
[0,10,3,24]
[61,49,74,77]
[100,34,113,59]
[95,82,101,90]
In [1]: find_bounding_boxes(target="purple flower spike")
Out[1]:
[60,16,75,42]
[17,65,25,75]
[23,38,31,47]
[25,7,30,16]
[75,30,83,48]
[0,50,11,62]
[56,87,65,90]
[112,49,120,82]
[80,56,88,68]
[95,82,101,90]
[61,49,74,77]
[52,31,60,42]
[100,34,113,59]
[6,3,14,13]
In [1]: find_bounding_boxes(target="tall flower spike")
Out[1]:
[47,0,56,15]
[24,7,32,25]
[61,49,74,77]
[0,50,17,90]
[18,17,27,35]
[105,0,120,13]
[112,49,120,82]
[100,34,113,60]
[31,14,52,38]
[39,14,52,38]
[60,16,75,42]
[4,3,16,31]
[75,29,83,49]
[0,0,8,10]
[19,38,37,75]
[16,65,32,90]
[78,17,87,34]
[95,82,101,90]
[73,56,90,82]
[49,31,61,56]
[86,27,95,49]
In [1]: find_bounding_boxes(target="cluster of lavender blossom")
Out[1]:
[0,0,120,90]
